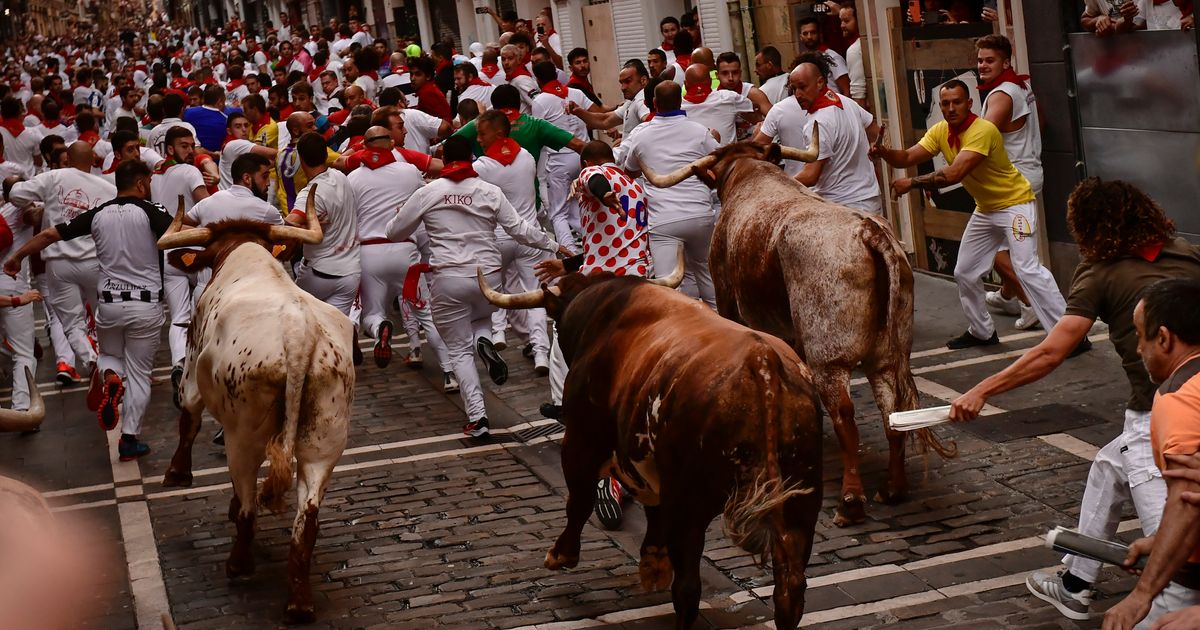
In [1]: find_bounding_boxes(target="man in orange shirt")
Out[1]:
[1104,279,1200,630]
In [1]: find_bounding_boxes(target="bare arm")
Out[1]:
[870,142,934,168]
[250,145,278,159]
[911,149,986,188]
[794,158,827,187]
[565,137,586,153]
[190,185,209,202]
[569,101,620,130]
[752,129,775,145]
[3,226,62,277]
[834,75,851,98]
[744,87,771,124]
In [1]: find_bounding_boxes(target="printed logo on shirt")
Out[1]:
[1011,214,1032,242]
[443,194,473,206]
[61,187,95,219]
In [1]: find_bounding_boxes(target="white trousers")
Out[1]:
[163,263,209,366]
[1065,409,1167,583]
[843,196,883,214]
[430,272,500,422]
[0,271,36,410]
[96,301,164,436]
[545,151,582,254]
[650,216,717,309]
[954,203,1065,339]
[359,242,450,371]
[36,274,74,365]
[1135,583,1200,630]
[490,238,551,356]
[294,262,360,318]
[44,257,99,367]
[549,326,566,406]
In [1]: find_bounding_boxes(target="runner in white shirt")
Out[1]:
[0,196,39,414]
[219,112,277,190]
[680,64,754,147]
[150,126,210,399]
[380,54,411,92]
[531,61,599,253]
[98,131,164,184]
[37,99,76,143]
[798,17,852,96]
[7,141,111,373]
[755,87,812,178]
[346,127,452,383]
[146,93,197,157]
[385,136,562,438]
[286,132,360,318]
[1,97,42,177]
[564,61,650,143]
[622,81,719,308]
[774,60,881,213]
[471,111,551,373]
[755,46,791,105]
[455,63,494,113]
[5,160,170,460]
[500,45,540,114]
[393,102,449,155]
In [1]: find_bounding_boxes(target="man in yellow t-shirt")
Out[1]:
[277,112,341,215]
[871,79,1066,350]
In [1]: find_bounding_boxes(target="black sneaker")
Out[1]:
[352,342,363,366]
[522,343,535,360]
[374,320,393,368]
[594,478,624,530]
[463,417,490,438]
[212,428,225,446]
[476,337,508,385]
[118,434,150,462]
[946,330,1000,350]
[540,403,561,420]
[1069,337,1092,358]
[171,364,184,410]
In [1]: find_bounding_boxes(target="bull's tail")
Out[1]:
[723,348,814,566]
[858,217,956,460]
[259,321,314,513]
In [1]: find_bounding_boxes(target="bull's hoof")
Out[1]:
[161,469,193,488]
[226,554,255,578]
[283,602,316,625]
[638,546,673,591]
[874,487,908,505]
[544,548,580,570]
[833,494,868,527]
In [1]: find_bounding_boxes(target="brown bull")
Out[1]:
[479,256,823,630]
[642,133,953,526]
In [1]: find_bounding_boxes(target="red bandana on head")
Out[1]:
[440,161,478,182]
[806,89,843,114]
[976,67,1031,93]
[0,117,24,138]
[947,113,979,152]
[683,82,711,104]
[481,63,500,79]
[484,137,521,166]
[541,80,569,98]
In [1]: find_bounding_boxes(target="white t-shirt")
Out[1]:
[819,48,851,94]
[1136,0,1183,29]
[618,93,651,138]
[354,74,377,103]
[759,97,812,177]
[8,167,115,260]
[531,87,595,145]
[507,74,541,115]
[347,158,425,241]
[681,89,754,147]
[846,39,866,100]
[292,168,359,277]
[39,121,77,143]
[621,114,718,227]
[151,162,206,213]
[386,176,557,276]
[401,108,444,154]
[982,81,1043,195]
[0,124,43,177]
[219,139,256,190]
[380,71,410,91]
[459,84,494,112]
[760,73,790,105]
[803,94,878,205]
[0,202,33,282]
[187,185,283,226]
[147,118,197,157]
[472,147,538,239]
[100,146,164,178]
[56,197,173,296]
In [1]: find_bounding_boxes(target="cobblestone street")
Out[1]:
[0,273,1149,629]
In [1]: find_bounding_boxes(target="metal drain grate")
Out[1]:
[513,422,565,443]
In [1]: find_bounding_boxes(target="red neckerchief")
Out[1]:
[1135,240,1166,262]
[661,41,674,52]
[817,44,830,53]
[327,108,351,126]
[170,76,193,90]
[977,67,1031,93]
[505,65,531,79]
[226,78,245,92]
[568,76,593,94]
[683,82,711,104]
[481,63,500,79]
[520,51,532,65]
[440,160,478,182]
[0,117,24,138]
[349,146,397,170]
[278,104,295,120]
[496,107,521,123]
[307,64,326,81]
[947,113,979,152]
[79,130,100,146]
[806,89,843,114]
[250,117,271,137]
[133,63,148,74]
[363,70,379,81]
[484,137,521,166]
[466,76,492,88]
[154,158,179,175]
[435,59,451,74]
[102,157,121,174]
[345,135,365,153]
[675,53,692,67]
[278,54,294,69]
[542,79,569,98]
[41,118,62,130]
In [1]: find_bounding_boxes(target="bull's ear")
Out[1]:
[539,281,565,320]
[765,143,783,165]
[695,167,718,189]
[167,249,206,273]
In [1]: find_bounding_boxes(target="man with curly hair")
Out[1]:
[948,178,1200,621]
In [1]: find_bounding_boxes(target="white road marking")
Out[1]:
[1040,433,1101,461]
[105,425,170,629]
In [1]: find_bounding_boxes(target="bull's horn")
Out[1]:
[648,247,685,288]
[779,121,820,163]
[639,154,718,188]
[157,196,213,249]
[267,183,325,244]
[477,267,545,309]
[0,367,45,432]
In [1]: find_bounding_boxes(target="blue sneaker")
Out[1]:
[118,435,150,462]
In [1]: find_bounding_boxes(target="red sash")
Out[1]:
[484,137,521,166]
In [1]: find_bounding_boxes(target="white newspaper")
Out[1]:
[888,406,952,431]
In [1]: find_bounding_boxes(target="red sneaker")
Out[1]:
[56,361,81,386]
[86,366,104,411]
[97,372,124,431]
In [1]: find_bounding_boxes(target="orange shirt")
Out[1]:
[1151,355,1200,563]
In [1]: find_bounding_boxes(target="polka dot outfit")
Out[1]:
[576,165,651,277]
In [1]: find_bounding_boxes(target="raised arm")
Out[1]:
[869,141,935,169]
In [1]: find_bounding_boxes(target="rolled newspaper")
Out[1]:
[888,405,951,431]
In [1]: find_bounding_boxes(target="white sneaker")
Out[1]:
[985,290,1021,316]
[534,352,549,377]
[1026,570,1093,621]
[1015,303,1041,330]
[491,330,507,351]
[443,371,460,394]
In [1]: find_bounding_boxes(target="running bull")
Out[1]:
[640,128,954,526]
[479,256,823,630]
[155,191,355,624]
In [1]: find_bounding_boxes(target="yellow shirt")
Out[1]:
[917,118,1034,213]
[276,145,340,214]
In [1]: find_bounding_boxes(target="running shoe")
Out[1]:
[56,361,81,386]
[443,372,460,393]
[539,402,561,420]
[1015,303,1041,330]
[594,478,624,530]
[476,337,508,385]
[117,434,150,462]
[463,416,490,438]
[374,320,393,368]
[86,365,104,411]
[352,342,363,366]
[33,340,42,360]
[946,330,999,350]
[985,290,1021,316]
[1025,569,1093,621]
[98,372,124,431]
[405,347,424,370]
